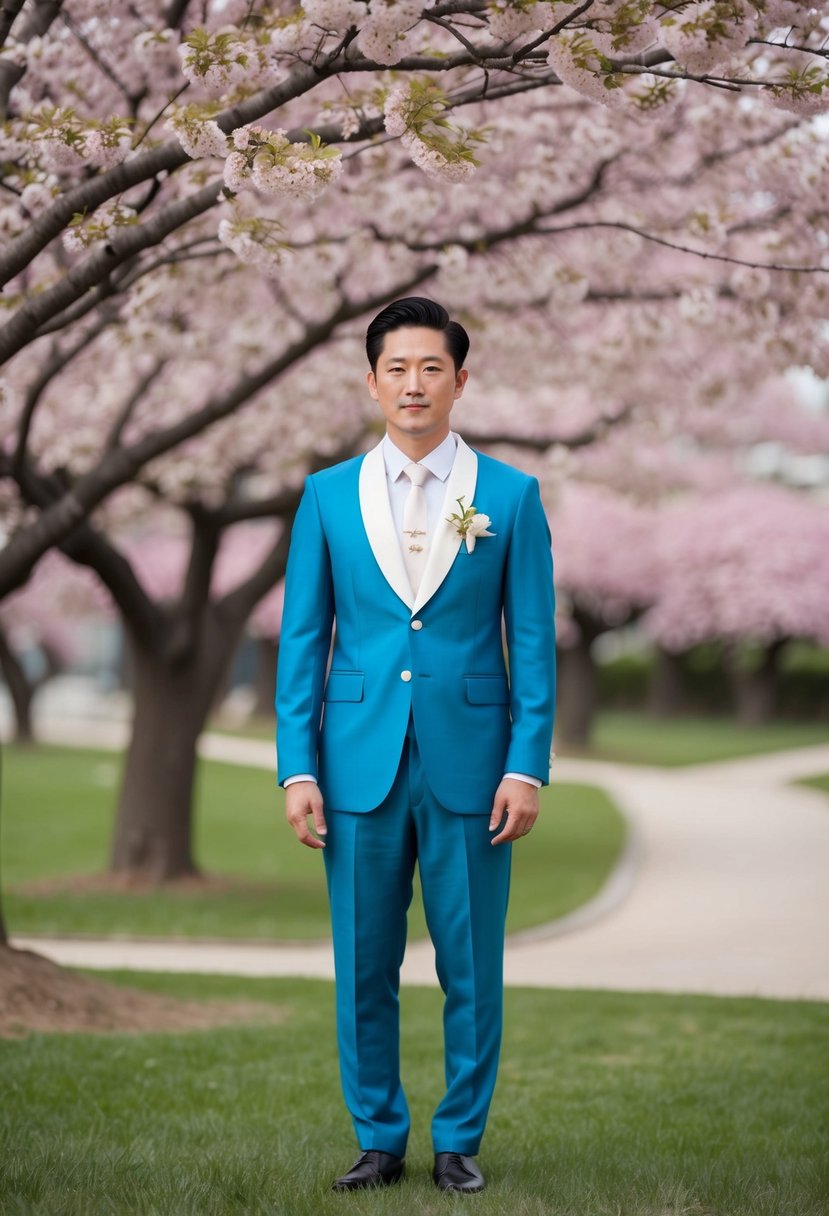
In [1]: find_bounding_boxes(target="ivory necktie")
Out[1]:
[402,462,428,594]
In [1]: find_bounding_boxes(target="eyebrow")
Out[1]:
[384,354,447,364]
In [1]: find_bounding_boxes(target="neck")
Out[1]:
[388,426,451,462]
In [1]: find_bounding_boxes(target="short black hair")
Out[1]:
[366,297,470,374]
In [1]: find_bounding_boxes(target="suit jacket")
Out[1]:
[275,433,556,815]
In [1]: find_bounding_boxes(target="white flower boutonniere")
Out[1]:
[447,497,496,554]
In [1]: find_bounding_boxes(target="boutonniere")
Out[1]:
[447,497,496,554]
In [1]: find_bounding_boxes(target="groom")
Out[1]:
[275,297,556,1193]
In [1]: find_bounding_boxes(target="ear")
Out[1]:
[454,368,469,399]
[366,368,379,400]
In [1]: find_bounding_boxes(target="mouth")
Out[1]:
[400,403,429,410]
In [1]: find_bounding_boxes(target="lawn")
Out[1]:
[799,773,829,798]
[1,972,827,1216]
[1,744,625,941]
[210,708,829,767]
[566,711,829,767]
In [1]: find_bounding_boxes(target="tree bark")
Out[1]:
[253,637,278,719]
[646,646,690,717]
[0,622,35,742]
[728,637,787,724]
[556,608,604,747]
[110,609,243,880]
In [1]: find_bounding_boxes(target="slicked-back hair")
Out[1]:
[366,297,470,374]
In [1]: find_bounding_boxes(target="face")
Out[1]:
[367,326,468,456]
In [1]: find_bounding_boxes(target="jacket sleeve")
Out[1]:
[275,476,334,785]
[502,476,556,784]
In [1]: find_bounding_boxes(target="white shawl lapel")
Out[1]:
[358,433,479,616]
[358,439,414,610]
[412,434,477,616]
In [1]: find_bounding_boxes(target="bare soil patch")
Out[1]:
[0,945,286,1038]
[14,870,273,896]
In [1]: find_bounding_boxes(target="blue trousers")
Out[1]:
[322,720,512,1158]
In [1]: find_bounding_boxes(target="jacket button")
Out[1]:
[410,620,423,631]
[400,670,412,682]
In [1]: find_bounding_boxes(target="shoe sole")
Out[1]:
[332,1171,405,1191]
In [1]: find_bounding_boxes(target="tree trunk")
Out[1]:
[556,609,603,747]
[253,636,278,718]
[110,611,242,880]
[729,638,786,725]
[0,622,35,742]
[647,646,690,717]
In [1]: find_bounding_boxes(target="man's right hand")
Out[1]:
[285,781,327,849]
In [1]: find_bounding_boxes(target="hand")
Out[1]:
[285,781,327,849]
[489,778,539,846]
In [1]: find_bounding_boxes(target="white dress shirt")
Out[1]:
[283,431,540,790]
[383,430,457,540]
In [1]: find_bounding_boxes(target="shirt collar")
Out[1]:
[382,431,457,484]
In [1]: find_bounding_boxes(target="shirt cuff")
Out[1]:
[503,771,542,788]
[283,773,317,787]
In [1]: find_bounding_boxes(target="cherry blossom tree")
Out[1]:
[644,482,829,721]
[0,1,827,876]
[1,0,827,592]
[0,548,111,740]
[543,372,829,739]
[542,481,660,743]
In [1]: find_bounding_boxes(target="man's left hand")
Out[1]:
[489,778,539,845]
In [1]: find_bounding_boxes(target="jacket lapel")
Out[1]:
[358,440,414,610]
[358,434,479,617]
[412,435,477,616]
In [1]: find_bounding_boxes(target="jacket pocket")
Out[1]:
[324,671,365,702]
[465,676,510,705]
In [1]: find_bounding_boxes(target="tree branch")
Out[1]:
[533,219,828,274]
[465,403,632,452]
[61,10,141,108]
[0,58,327,288]
[164,0,191,29]
[172,507,221,658]
[0,268,438,598]
[104,358,168,453]
[6,455,164,639]
[0,0,27,46]
[0,178,223,365]
[14,311,114,476]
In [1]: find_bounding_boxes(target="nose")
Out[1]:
[405,366,424,396]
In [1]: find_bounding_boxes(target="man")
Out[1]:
[275,297,556,1193]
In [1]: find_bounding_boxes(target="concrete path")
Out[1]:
[9,720,829,1002]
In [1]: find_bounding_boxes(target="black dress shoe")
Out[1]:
[433,1152,485,1193]
[331,1150,405,1191]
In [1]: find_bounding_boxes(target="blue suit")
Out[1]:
[276,433,555,1156]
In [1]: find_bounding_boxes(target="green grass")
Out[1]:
[209,709,829,767]
[798,773,829,798]
[1,744,625,941]
[1,972,827,1215]
[584,710,829,767]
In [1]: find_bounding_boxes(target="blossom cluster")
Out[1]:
[166,109,228,161]
[383,81,485,182]
[62,200,138,253]
[178,27,280,95]
[487,1,543,43]
[17,107,133,174]
[658,0,758,75]
[217,211,286,279]
[356,0,431,65]
[223,125,343,201]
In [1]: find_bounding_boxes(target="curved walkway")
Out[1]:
[10,723,829,1002]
